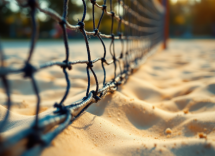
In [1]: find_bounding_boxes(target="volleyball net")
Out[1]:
[0,0,166,155]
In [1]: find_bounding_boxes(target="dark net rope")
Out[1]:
[0,0,165,155]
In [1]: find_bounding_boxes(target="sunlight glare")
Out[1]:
[9,2,19,12]
[171,0,178,4]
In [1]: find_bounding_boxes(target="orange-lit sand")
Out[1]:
[1,40,215,155]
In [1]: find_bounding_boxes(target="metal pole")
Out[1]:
[162,0,169,49]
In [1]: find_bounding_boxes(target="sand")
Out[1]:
[1,39,215,155]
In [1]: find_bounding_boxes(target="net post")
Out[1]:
[162,0,169,49]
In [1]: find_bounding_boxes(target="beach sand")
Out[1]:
[1,39,215,155]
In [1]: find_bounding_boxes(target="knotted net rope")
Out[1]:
[0,0,165,155]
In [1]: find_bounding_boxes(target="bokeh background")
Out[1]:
[169,0,215,38]
[0,0,215,39]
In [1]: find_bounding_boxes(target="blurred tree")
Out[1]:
[192,0,215,36]
[0,0,117,38]
[169,0,215,37]
[1,0,214,38]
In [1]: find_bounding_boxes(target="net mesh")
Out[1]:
[0,0,165,155]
